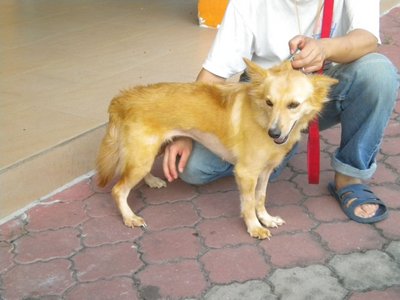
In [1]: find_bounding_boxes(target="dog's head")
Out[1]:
[244,59,338,145]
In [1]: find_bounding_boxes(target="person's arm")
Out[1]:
[321,29,378,63]
[162,68,226,182]
[289,29,378,73]
[196,68,226,83]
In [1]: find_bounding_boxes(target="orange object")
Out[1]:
[198,0,229,28]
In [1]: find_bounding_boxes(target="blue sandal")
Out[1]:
[328,183,388,224]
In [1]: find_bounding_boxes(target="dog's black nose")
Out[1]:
[268,127,281,139]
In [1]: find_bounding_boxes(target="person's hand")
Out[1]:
[163,137,193,182]
[288,35,327,73]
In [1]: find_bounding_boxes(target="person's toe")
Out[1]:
[355,204,379,218]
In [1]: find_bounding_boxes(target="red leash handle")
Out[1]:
[307,0,334,184]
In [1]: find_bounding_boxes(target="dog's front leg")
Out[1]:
[235,165,271,239]
[255,170,285,228]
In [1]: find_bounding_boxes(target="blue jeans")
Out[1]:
[179,53,399,185]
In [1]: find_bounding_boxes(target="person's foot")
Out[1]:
[334,173,378,219]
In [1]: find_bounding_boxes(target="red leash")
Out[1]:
[307,0,334,184]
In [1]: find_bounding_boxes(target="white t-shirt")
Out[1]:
[203,0,380,78]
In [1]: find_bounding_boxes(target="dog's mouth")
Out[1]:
[272,121,297,145]
[273,135,288,145]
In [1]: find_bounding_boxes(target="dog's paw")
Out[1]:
[144,174,167,189]
[123,215,147,228]
[248,226,271,240]
[259,215,285,228]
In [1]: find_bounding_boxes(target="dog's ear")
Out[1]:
[311,74,338,90]
[310,74,338,101]
[243,58,268,82]
[282,60,293,70]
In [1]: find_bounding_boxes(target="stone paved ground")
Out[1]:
[1,7,400,300]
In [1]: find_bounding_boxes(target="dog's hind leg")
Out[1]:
[112,166,152,228]
[235,165,271,239]
[255,170,285,228]
[112,143,160,228]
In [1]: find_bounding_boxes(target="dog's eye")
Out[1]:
[287,102,300,109]
[265,99,273,107]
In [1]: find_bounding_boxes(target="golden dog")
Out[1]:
[96,59,337,239]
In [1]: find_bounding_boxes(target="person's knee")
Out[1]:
[355,53,398,92]
[347,53,398,114]
[178,142,234,185]
[178,145,214,185]
[179,161,211,185]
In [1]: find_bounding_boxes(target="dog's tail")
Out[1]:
[96,116,120,187]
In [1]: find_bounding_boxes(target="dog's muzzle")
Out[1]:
[268,122,297,145]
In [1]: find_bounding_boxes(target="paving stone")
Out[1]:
[26,200,88,231]
[289,151,332,173]
[318,138,334,152]
[269,265,347,300]
[329,250,400,291]
[380,10,399,35]
[320,151,335,171]
[386,241,400,263]
[81,215,142,247]
[90,175,120,194]
[0,217,26,242]
[321,126,341,146]
[47,179,94,203]
[274,164,295,182]
[204,280,277,300]
[266,205,316,234]
[124,189,146,215]
[315,222,386,253]
[304,195,348,222]
[140,202,199,231]
[197,217,254,248]
[385,156,400,173]
[85,188,145,218]
[14,227,81,263]
[373,184,400,209]
[140,179,198,204]
[267,181,304,206]
[260,232,328,268]
[0,242,14,273]
[382,119,400,137]
[85,193,121,217]
[193,191,241,218]
[65,277,139,300]
[1,259,74,299]
[375,210,400,239]
[73,242,143,282]
[349,287,400,300]
[292,171,334,197]
[295,137,308,153]
[201,245,270,284]
[137,260,206,299]
[288,152,308,173]
[380,45,400,69]
[197,176,237,194]
[381,136,400,155]
[394,99,400,114]
[139,228,201,263]
[370,163,399,183]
